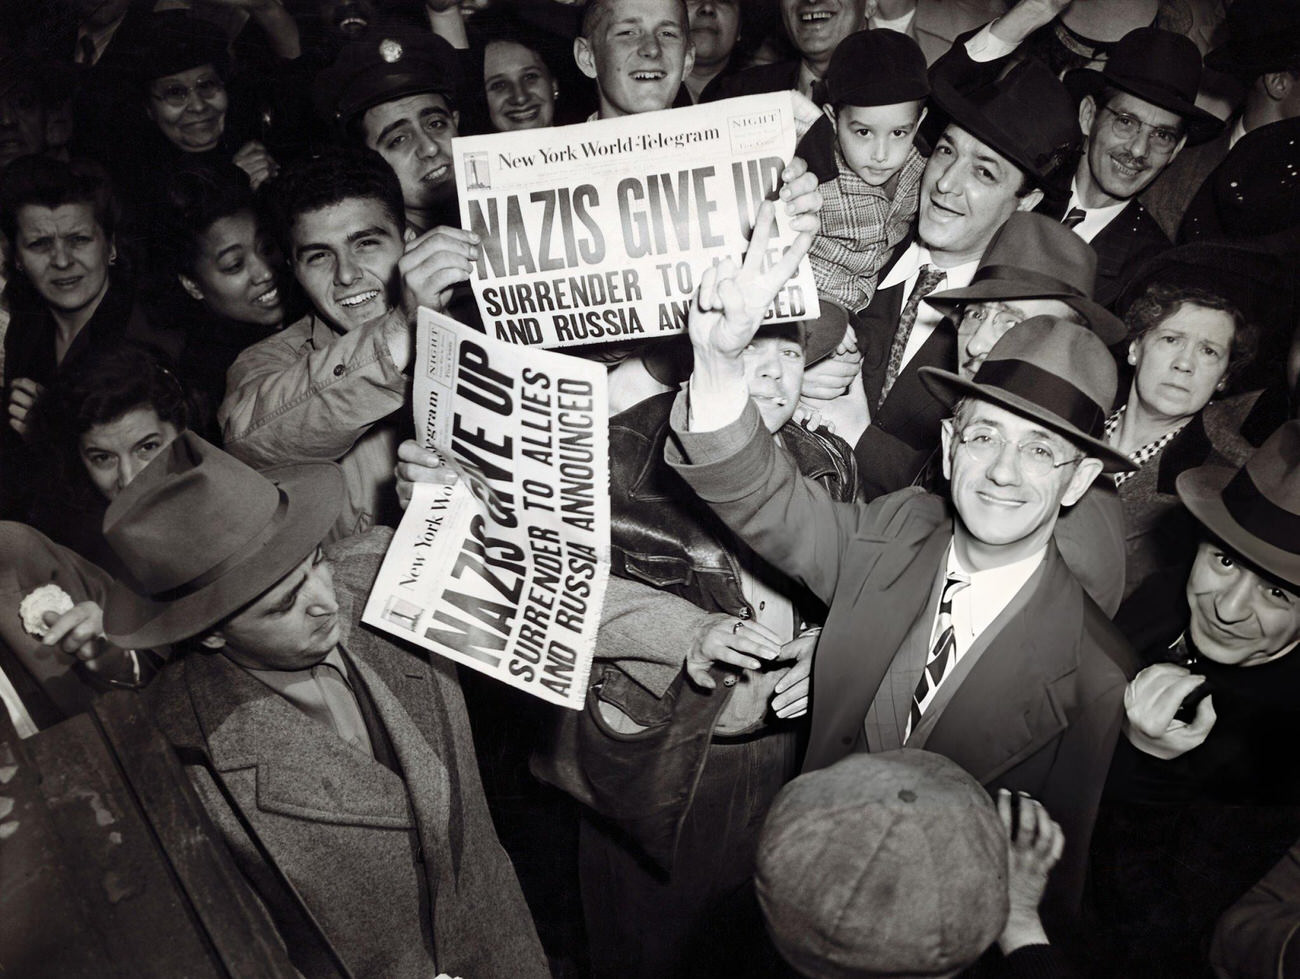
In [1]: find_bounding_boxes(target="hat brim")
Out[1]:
[1177,465,1300,588]
[925,282,1127,346]
[928,77,1052,185]
[918,366,1135,473]
[104,462,346,648]
[1064,69,1225,144]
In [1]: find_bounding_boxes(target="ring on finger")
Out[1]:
[732,619,744,635]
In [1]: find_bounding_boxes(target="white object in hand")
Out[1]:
[19,584,74,639]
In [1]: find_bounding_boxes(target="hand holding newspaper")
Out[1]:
[364,308,611,708]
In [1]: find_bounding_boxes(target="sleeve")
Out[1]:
[666,392,887,606]
[598,575,713,698]
[1211,840,1300,979]
[218,312,409,468]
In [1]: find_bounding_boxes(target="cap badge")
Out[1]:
[379,38,403,63]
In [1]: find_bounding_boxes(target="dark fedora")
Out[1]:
[1205,0,1300,80]
[929,58,1081,195]
[756,750,1007,979]
[1180,117,1300,246]
[128,10,231,86]
[824,29,930,107]
[315,23,460,125]
[103,433,345,649]
[920,316,1135,473]
[1177,420,1300,588]
[1064,27,1223,144]
[926,212,1125,345]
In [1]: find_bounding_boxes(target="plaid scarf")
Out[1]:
[810,144,923,309]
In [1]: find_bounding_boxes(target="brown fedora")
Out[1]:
[1177,421,1300,589]
[1064,27,1223,144]
[103,432,345,649]
[926,212,1125,345]
[929,58,1081,195]
[920,316,1135,473]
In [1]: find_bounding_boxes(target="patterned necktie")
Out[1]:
[906,571,971,741]
[311,660,375,756]
[1062,207,1087,230]
[880,264,945,407]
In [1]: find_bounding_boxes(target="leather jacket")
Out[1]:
[609,391,858,619]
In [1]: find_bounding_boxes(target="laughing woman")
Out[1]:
[151,163,295,419]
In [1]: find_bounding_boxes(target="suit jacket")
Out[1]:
[711,59,800,100]
[145,529,547,979]
[1140,127,1232,241]
[1087,198,1171,309]
[669,400,1137,913]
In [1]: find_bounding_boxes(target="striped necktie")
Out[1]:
[1062,207,1087,230]
[906,571,971,741]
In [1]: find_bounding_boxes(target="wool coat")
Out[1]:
[145,528,548,979]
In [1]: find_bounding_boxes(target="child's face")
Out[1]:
[833,100,924,187]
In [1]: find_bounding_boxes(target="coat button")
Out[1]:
[333,364,345,377]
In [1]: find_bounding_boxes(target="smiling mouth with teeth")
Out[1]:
[338,290,378,308]
[253,287,280,306]
[422,165,450,182]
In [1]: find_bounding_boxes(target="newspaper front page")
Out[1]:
[363,308,610,709]
[454,92,819,348]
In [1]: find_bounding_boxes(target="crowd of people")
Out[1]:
[2,0,1300,976]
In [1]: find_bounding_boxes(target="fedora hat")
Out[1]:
[1177,421,1300,589]
[929,58,1081,195]
[920,316,1134,473]
[756,750,1007,979]
[103,433,345,649]
[926,212,1125,345]
[1205,0,1300,80]
[1064,27,1223,144]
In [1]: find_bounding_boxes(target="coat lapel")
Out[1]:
[183,651,414,829]
[922,546,1083,785]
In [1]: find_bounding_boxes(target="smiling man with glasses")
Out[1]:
[674,226,1140,922]
[1061,27,1225,307]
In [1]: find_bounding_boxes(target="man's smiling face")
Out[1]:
[361,93,458,215]
[575,0,694,118]
[290,197,403,332]
[780,0,868,70]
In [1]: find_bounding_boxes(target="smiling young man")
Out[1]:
[574,0,694,118]
[670,227,1137,919]
[317,26,465,235]
[219,147,478,541]
[103,432,548,979]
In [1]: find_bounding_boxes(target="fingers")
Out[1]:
[744,200,778,269]
[400,227,481,312]
[403,225,480,261]
[1186,693,1217,737]
[40,603,104,659]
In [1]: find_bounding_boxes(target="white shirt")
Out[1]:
[877,242,979,369]
[1066,177,1129,244]
[1228,116,1247,151]
[940,542,1045,673]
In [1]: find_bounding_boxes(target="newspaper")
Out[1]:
[454,92,820,348]
[363,308,610,709]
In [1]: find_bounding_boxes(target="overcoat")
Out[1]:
[145,528,548,979]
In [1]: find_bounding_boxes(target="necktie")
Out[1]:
[906,571,970,741]
[311,660,375,757]
[1062,207,1087,230]
[880,264,945,407]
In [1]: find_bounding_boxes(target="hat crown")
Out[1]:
[103,433,285,598]
[1103,27,1204,105]
[825,28,930,107]
[972,316,1117,430]
[973,212,1098,297]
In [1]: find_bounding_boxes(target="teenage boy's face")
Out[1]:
[742,332,805,432]
[290,197,403,332]
[831,100,923,187]
[576,0,694,118]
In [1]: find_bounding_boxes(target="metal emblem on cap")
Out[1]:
[379,38,403,63]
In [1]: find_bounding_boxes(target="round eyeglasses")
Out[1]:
[151,76,225,109]
[955,425,1082,477]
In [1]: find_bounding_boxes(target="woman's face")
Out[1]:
[182,210,284,326]
[484,41,557,131]
[79,406,181,500]
[147,64,228,153]
[14,202,113,317]
[1130,303,1235,425]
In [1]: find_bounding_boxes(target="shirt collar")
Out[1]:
[1068,175,1128,221]
[243,646,351,693]
[948,542,1046,637]
[879,242,980,293]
